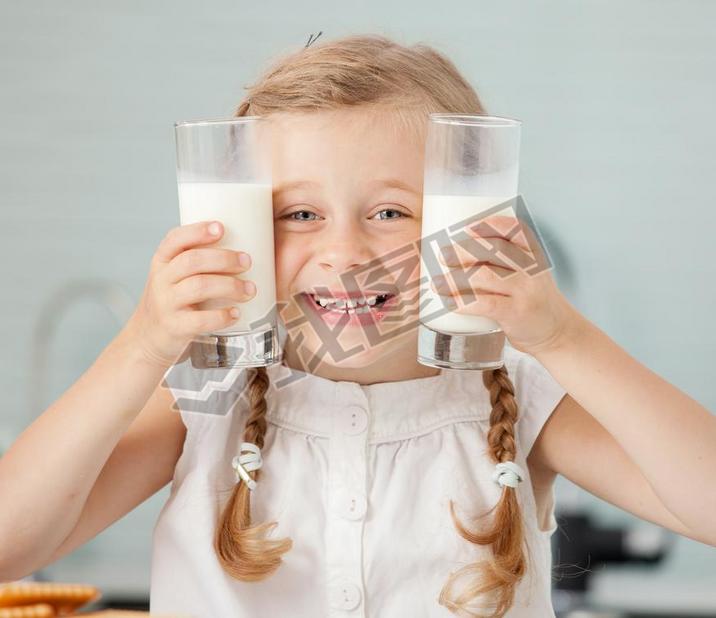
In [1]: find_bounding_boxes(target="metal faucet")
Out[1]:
[28,277,136,421]
[15,278,136,583]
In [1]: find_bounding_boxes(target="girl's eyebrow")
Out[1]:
[272,180,320,196]
[272,178,420,196]
[370,178,421,195]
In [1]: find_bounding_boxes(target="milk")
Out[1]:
[177,182,276,336]
[419,194,517,335]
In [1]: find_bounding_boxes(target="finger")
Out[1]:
[153,221,224,266]
[467,215,535,254]
[452,291,510,318]
[179,306,242,335]
[437,236,529,270]
[163,247,252,285]
[173,273,256,309]
[467,213,524,239]
[431,287,510,320]
[470,214,552,274]
[430,264,515,297]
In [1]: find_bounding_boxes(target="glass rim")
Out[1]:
[174,115,262,128]
[428,113,521,127]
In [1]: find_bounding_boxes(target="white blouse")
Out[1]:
[150,343,568,618]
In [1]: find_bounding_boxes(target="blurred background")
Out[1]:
[1,1,714,616]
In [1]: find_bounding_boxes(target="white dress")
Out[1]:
[150,343,568,618]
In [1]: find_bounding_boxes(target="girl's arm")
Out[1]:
[0,324,172,578]
[433,213,716,544]
[531,311,716,546]
[0,220,253,578]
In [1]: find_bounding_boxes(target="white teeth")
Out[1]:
[310,293,383,313]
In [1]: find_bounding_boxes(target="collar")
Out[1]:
[261,358,495,443]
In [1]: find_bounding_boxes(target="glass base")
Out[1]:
[189,325,282,369]
[417,323,505,370]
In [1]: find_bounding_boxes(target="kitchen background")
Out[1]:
[1,1,714,616]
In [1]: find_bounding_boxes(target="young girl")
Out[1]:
[1,33,714,618]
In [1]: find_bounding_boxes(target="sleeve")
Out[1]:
[510,348,568,457]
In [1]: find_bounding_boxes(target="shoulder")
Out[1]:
[502,345,568,458]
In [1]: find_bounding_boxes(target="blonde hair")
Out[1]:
[213,33,530,617]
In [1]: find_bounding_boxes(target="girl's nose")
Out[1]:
[318,258,362,273]
[316,239,374,274]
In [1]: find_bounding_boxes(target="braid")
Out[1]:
[214,366,293,581]
[439,365,529,617]
[243,364,270,450]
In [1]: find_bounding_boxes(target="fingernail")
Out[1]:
[239,252,251,268]
[209,222,221,236]
[244,281,256,295]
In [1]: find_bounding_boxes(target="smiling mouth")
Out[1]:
[303,292,394,314]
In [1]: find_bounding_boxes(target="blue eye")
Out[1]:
[282,210,320,221]
[373,208,406,220]
[281,208,408,222]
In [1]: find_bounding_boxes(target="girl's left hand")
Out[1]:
[429,214,581,356]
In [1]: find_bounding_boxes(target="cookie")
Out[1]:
[0,582,100,614]
[0,604,54,618]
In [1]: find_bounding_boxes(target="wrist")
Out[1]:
[115,315,182,370]
[529,298,590,360]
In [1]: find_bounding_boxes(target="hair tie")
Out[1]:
[492,461,525,488]
[232,442,262,490]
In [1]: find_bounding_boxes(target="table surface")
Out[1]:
[72,609,150,618]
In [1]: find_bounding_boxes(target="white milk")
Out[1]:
[419,194,517,335]
[177,181,276,336]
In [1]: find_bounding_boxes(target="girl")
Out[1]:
[1,33,714,618]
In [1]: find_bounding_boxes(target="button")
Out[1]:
[328,580,362,610]
[334,490,367,520]
[338,405,368,435]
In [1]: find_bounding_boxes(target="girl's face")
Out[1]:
[268,107,429,376]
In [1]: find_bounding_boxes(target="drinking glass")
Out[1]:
[418,114,521,370]
[174,117,282,369]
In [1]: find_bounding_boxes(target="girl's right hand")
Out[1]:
[125,220,256,367]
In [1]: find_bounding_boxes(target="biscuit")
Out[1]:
[0,604,54,618]
[0,582,100,614]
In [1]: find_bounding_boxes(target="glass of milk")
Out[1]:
[418,114,521,370]
[174,117,282,369]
